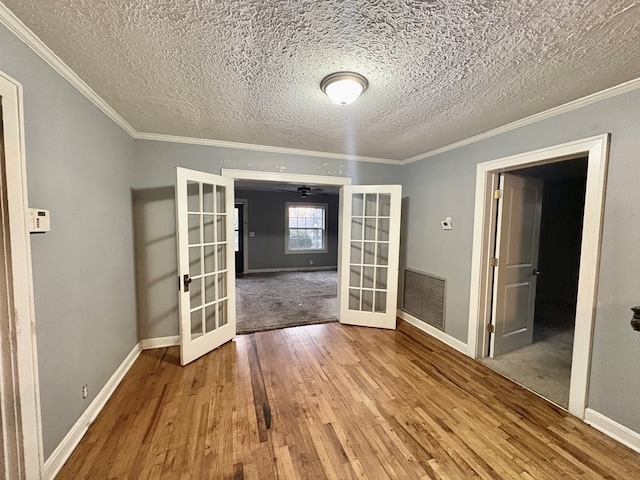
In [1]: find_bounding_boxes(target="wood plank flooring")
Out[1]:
[56,321,640,479]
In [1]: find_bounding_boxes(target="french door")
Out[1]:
[338,185,402,329]
[176,167,236,365]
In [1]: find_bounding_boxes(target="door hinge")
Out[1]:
[178,276,181,291]
[494,189,503,199]
[487,324,495,333]
[490,257,498,267]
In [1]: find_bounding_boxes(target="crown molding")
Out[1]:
[134,132,402,165]
[3,2,639,167]
[403,76,640,165]
[0,3,401,165]
[0,2,137,137]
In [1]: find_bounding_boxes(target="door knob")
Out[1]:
[532,268,541,276]
[183,274,193,292]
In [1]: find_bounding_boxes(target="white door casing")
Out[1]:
[176,167,236,366]
[338,185,402,329]
[467,134,609,418]
[0,70,43,478]
[490,174,543,357]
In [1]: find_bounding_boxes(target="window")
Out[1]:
[286,203,327,253]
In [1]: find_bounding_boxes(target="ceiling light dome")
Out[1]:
[320,72,368,106]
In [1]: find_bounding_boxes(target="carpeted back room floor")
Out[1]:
[236,270,338,334]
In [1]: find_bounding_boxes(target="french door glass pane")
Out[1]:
[218,301,228,327]
[349,289,360,310]
[203,215,215,243]
[379,194,391,217]
[217,215,226,241]
[205,274,216,303]
[362,290,374,311]
[189,247,201,277]
[203,184,214,213]
[188,215,200,245]
[364,218,376,240]
[187,181,200,212]
[216,186,226,213]
[362,266,375,289]
[191,309,203,338]
[205,306,217,333]
[352,194,364,216]
[217,245,227,270]
[204,246,215,273]
[350,266,361,288]
[351,218,363,240]
[365,194,377,216]
[190,277,202,307]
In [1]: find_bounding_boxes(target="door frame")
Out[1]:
[467,134,609,418]
[0,70,44,477]
[220,169,351,274]
[234,198,249,274]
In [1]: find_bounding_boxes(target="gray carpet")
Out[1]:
[236,270,338,334]
[482,318,574,409]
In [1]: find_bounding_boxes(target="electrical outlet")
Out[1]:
[82,384,88,399]
[309,260,313,265]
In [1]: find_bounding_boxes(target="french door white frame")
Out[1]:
[467,134,609,418]
[234,198,249,274]
[0,70,44,478]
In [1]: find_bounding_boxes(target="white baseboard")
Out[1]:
[584,408,640,454]
[245,265,337,274]
[43,342,142,480]
[140,335,180,349]
[397,309,468,354]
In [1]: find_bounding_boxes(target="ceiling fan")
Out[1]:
[277,185,326,198]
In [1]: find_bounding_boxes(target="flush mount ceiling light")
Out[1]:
[320,72,368,106]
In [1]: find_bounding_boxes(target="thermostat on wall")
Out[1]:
[441,217,453,230]
[29,208,50,233]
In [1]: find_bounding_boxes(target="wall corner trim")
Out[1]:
[42,342,142,480]
[584,408,640,455]
[140,335,180,350]
[397,309,468,354]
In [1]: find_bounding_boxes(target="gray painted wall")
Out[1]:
[0,25,138,458]
[401,88,640,433]
[235,190,339,271]
[133,140,401,340]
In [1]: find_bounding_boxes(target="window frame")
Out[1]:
[285,202,328,254]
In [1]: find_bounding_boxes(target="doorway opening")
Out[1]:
[221,170,350,334]
[467,134,609,418]
[480,157,588,409]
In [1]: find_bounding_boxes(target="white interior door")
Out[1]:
[176,167,236,366]
[338,185,402,329]
[490,173,543,357]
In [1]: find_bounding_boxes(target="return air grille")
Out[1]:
[402,268,446,330]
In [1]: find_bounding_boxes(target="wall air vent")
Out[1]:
[402,268,446,331]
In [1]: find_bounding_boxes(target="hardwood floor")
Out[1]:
[56,321,640,479]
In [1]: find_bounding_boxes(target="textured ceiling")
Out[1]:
[4,0,640,161]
